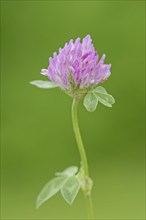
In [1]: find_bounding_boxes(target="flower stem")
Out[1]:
[72,98,94,219]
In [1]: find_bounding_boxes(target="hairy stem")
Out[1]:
[72,98,94,219]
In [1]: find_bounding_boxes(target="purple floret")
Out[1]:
[41,35,111,92]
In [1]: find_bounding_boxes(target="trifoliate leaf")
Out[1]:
[30,80,58,89]
[36,176,67,208]
[83,92,98,112]
[55,166,78,177]
[61,176,80,205]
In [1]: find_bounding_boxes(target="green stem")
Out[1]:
[72,98,94,219]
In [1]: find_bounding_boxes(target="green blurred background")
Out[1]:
[1,1,145,219]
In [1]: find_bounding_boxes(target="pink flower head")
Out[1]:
[41,35,111,96]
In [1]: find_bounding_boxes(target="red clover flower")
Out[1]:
[40,35,111,98]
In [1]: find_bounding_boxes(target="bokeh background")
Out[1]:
[1,1,145,219]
